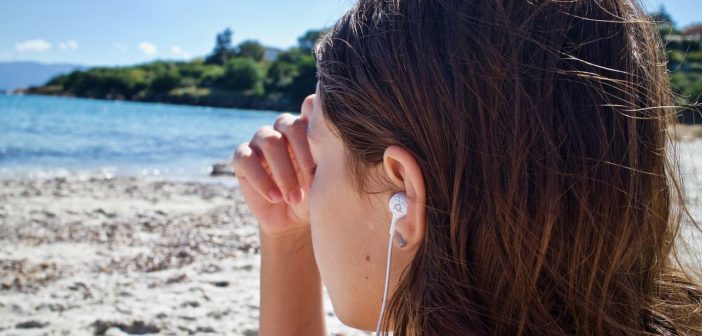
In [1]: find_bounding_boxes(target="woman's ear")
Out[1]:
[382,145,426,250]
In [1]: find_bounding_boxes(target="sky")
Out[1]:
[0,0,698,67]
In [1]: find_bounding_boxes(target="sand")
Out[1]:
[2,138,701,335]
[0,175,370,335]
[671,124,702,142]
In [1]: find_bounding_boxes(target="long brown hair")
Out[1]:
[314,0,702,334]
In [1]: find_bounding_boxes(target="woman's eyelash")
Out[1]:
[307,164,317,176]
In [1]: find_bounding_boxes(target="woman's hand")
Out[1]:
[232,96,316,238]
[234,96,326,336]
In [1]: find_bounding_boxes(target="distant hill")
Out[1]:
[0,61,86,91]
[17,28,324,112]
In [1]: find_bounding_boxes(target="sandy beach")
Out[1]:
[671,124,702,142]
[0,175,369,335]
[0,140,700,335]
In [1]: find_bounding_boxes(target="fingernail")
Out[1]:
[288,189,302,204]
[268,188,283,202]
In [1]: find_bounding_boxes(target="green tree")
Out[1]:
[176,60,225,87]
[263,48,317,107]
[276,48,307,64]
[649,5,674,27]
[205,28,234,65]
[297,29,328,55]
[198,66,226,87]
[236,40,265,62]
[265,60,299,92]
[31,26,338,112]
[150,70,182,95]
[218,57,263,91]
[287,54,317,106]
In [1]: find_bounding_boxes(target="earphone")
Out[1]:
[375,191,408,335]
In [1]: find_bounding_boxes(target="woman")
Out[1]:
[233,0,702,334]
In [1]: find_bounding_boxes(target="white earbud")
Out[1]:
[388,192,408,233]
[376,191,408,335]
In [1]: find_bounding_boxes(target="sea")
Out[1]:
[1,93,702,249]
[0,94,701,192]
[0,94,284,181]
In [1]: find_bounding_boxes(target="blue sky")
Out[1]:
[0,0,698,66]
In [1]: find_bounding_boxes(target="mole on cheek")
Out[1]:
[365,254,370,262]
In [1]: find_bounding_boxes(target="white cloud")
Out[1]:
[15,39,51,52]
[58,40,78,50]
[170,45,191,59]
[138,42,157,56]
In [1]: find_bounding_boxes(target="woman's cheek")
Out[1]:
[308,166,324,268]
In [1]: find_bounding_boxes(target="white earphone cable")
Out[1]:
[375,215,398,335]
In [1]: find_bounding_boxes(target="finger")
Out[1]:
[233,142,284,204]
[251,126,301,204]
[274,113,316,190]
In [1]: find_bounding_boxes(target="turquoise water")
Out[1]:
[1,93,701,187]
[0,94,284,179]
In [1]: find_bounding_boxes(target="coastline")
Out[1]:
[9,93,702,134]
[0,174,369,335]
[1,92,297,115]
[12,85,297,114]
